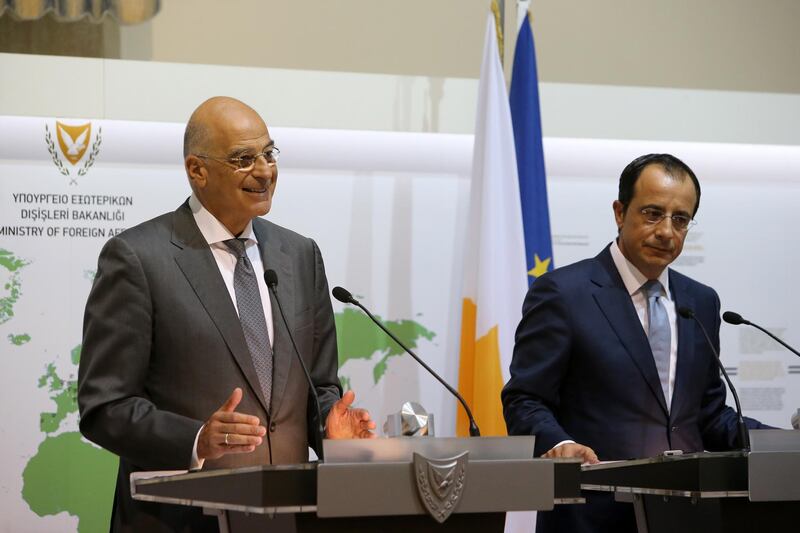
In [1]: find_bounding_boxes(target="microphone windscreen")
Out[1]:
[677,306,695,319]
[722,311,745,325]
[332,286,353,304]
[264,269,278,287]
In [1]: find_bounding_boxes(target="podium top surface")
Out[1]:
[131,463,318,514]
[322,435,535,463]
[129,440,582,516]
[580,451,749,498]
[132,462,315,488]
[581,450,745,472]
[749,429,800,452]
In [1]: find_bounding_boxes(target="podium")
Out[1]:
[132,436,583,532]
[580,430,800,533]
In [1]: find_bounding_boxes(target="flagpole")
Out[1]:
[503,0,517,88]
[491,0,522,89]
[491,0,504,63]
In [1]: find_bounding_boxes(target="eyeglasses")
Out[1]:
[195,147,280,171]
[640,207,697,232]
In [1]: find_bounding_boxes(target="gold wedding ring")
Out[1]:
[224,433,230,445]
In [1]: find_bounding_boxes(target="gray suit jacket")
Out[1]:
[78,201,341,532]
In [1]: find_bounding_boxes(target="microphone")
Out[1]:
[264,269,326,461]
[677,307,749,450]
[332,286,481,437]
[723,311,800,358]
[721,311,747,326]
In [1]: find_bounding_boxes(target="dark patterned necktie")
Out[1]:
[224,238,272,411]
[643,279,670,408]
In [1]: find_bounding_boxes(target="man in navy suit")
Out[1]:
[502,154,766,532]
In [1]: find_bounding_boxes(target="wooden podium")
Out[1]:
[131,436,582,532]
[580,430,800,533]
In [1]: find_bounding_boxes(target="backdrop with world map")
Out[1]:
[0,116,472,531]
[2,115,799,532]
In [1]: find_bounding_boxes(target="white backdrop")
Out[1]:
[0,115,798,531]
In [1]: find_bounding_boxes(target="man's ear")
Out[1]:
[612,200,625,230]
[185,155,207,188]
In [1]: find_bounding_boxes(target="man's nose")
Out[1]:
[653,216,677,238]
[252,155,276,176]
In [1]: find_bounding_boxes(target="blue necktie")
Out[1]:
[224,238,273,412]
[643,280,670,407]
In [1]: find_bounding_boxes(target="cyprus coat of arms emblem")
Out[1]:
[44,121,102,182]
[413,451,468,523]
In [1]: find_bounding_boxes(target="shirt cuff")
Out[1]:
[190,425,205,471]
[550,439,576,452]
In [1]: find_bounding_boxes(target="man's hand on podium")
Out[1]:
[325,390,377,439]
[197,387,267,460]
[544,442,599,464]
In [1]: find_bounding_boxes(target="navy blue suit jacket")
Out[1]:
[502,245,764,532]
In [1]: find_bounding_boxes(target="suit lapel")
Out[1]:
[170,203,271,414]
[668,271,695,417]
[591,247,670,416]
[253,219,296,418]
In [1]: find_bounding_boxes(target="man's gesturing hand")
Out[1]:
[543,442,599,464]
[325,390,377,439]
[197,388,267,460]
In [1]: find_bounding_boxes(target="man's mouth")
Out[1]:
[243,187,267,194]
[646,244,672,254]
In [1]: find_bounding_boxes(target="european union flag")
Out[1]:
[510,12,553,285]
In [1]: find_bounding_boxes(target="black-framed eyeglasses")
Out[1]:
[195,146,280,171]
[640,207,696,231]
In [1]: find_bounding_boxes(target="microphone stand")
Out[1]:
[333,287,481,437]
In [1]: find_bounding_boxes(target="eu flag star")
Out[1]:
[527,254,551,278]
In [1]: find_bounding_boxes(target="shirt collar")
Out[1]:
[610,239,671,299]
[189,194,257,246]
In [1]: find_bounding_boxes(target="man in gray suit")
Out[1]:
[78,96,375,532]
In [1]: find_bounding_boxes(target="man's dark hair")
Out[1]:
[618,153,701,215]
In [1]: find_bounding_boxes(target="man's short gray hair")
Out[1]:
[183,120,208,158]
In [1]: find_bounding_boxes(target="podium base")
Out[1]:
[618,493,796,533]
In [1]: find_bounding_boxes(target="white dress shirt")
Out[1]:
[188,194,274,469]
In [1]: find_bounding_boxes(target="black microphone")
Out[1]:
[721,311,747,326]
[677,307,749,450]
[723,311,800,358]
[332,286,481,437]
[264,269,326,462]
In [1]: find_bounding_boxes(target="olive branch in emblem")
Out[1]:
[44,124,70,176]
[78,127,102,176]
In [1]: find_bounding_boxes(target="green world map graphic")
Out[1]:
[1,248,434,532]
[335,308,436,390]
[0,249,26,328]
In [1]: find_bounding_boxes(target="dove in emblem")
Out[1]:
[432,467,454,491]
[58,125,88,155]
